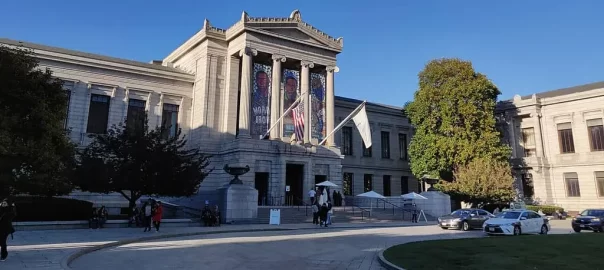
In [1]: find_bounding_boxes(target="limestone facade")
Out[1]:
[497,82,604,211]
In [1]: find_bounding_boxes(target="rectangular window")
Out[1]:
[383,175,391,196]
[363,174,373,192]
[557,123,575,154]
[64,91,71,129]
[161,104,179,139]
[342,126,353,155]
[381,131,390,158]
[86,94,111,134]
[362,141,372,157]
[127,99,146,133]
[564,172,581,197]
[587,119,604,151]
[596,172,604,197]
[521,127,536,157]
[401,176,409,194]
[399,133,408,160]
[343,173,354,196]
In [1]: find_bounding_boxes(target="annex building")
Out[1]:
[0,10,416,210]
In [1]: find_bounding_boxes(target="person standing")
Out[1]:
[98,206,108,229]
[308,188,316,205]
[0,198,16,262]
[152,201,163,232]
[326,201,333,225]
[411,203,418,223]
[319,203,329,227]
[312,203,319,225]
[143,201,153,232]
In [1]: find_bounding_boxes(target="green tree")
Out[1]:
[75,117,213,214]
[405,58,511,181]
[0,45,77,198]
[438,158,516,207]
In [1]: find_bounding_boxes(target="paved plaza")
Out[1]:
[2,220,573,270]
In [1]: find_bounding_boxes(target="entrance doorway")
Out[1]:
[255,172,269,205]
[315,175,326,186]
[285,164,304,205]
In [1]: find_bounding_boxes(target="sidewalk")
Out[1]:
[3,221,418,270]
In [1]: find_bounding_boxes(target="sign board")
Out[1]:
[269,209,281,225]
[285,185,290,192]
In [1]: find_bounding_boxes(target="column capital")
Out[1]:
[240,47,258,57]
[326,66,340,73]
[301,60,314,68]
[272,54,286,62]
[530,112,542,118]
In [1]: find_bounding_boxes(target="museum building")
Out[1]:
[0,10,417,209]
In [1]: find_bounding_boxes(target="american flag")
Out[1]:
[292,102,304,141]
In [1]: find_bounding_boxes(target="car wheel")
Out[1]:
[440,227,448,230]
[573,227,581,233]
[513,226,521,236]
[540,225,548,235]
[461,221,470,231]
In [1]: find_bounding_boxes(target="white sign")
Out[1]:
[269,209,281,225]
[285,186,290,192]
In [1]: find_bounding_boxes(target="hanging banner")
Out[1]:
[251,63,272,137]
[282,69,300,138]
[311,73,326,140]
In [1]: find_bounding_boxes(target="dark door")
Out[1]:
[285,164,304,205]
[315,175,327,201]
[255,172,269,205]
[383,175,391,196]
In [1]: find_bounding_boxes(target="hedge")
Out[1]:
[12,196,93,221]
[526,205,564,215]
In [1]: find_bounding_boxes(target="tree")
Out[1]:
[0,45,77,198]
[405,58,511,181]
[438,158,516,207]
[75,117,213,214]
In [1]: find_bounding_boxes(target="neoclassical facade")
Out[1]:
[497,82,604,211]
[0,10,416,209]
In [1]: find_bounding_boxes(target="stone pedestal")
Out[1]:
[219,184,258,224]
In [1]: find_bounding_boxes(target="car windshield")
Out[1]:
[580,210,604,216]
[451,210,470,216]
[499,211,521,219]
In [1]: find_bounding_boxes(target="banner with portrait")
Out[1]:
[251,63,272,137]
[282,69,300,138]
[311,72,326,140]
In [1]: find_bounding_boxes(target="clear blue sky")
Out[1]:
[2,0,603,107]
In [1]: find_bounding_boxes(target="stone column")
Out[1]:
[270,54,286,139]
[531,112,544,157]
[237,47,257,138]
[506,114,517,158]
[325,66,337,146]
[301,60,314,144]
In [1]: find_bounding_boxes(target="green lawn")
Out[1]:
[383,233,604,270]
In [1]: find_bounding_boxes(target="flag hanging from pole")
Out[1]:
[352,104,372,148]
[292,101,304,141]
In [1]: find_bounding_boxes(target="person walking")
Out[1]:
[308,188,316,205]
[0,198,16,262]
[319,203,329,227]
[152,201,163,232]
[143,201,153,232]
[312,203,319,225]
[98,206,108,229]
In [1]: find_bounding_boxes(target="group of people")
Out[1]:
[88,206,109,229]
[201,204,221,227]
[140,200,163,232]
[312,201,333,227]
[0,198,16,262]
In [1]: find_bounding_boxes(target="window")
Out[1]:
[521,127,536,157]
[383,175,391,196]
[556,123,575,153]
[520,212,530,219]
[400,176,409,194]
[161,104,179,139]
[564,172,581,197]
[587,119,604,151]
[596,172,604,197]
[478,210,489,216]
[86,94,111,134]
[127,99,146,133]
[343,173,353,196]
[399,133,408,160]
[528,212,541,219]
[64,91,71,129]
[363,174,373,192]
[362,141,372,157]
[342,126,353,155]
[381,131,390,158]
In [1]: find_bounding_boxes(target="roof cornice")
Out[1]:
[164,19,227,63]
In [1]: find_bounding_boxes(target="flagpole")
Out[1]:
[319,100,366,145]
[260,91,307,140]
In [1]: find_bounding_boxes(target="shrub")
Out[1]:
[526,205,564,215]
[12,196,93,221]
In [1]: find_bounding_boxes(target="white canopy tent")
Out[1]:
[356,191,386,214]
[315,181,339,187]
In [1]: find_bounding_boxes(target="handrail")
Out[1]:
[294,197,309,216]
[343,197,370,220]
[377,198,405,216]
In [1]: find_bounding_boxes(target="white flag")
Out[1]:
[353,105,372,148]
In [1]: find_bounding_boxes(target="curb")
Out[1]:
[378,249,406,270]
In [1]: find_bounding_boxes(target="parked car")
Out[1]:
[438,209,494,231]
[571,209,604,233]
[483,209,549,236]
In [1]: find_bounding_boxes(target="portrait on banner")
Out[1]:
[311,73,326,140]
[251,63,272,136]
[282,69,300,138]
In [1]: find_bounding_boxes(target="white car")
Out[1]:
[482,210,550,236]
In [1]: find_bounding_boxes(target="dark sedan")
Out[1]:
[572,209,604,233]
[438,209,494,231]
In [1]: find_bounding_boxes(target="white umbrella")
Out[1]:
[401,192,428,200]
[316,181,339,187]
[356,191,386,213]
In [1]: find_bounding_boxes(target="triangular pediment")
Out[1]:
[259,28,326,46]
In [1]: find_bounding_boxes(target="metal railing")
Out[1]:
[343,197,370,220]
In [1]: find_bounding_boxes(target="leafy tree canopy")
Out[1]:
[0,45,76,198]
[438,158,516,207]
[405,58,511,181]
[75,117,213,211]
